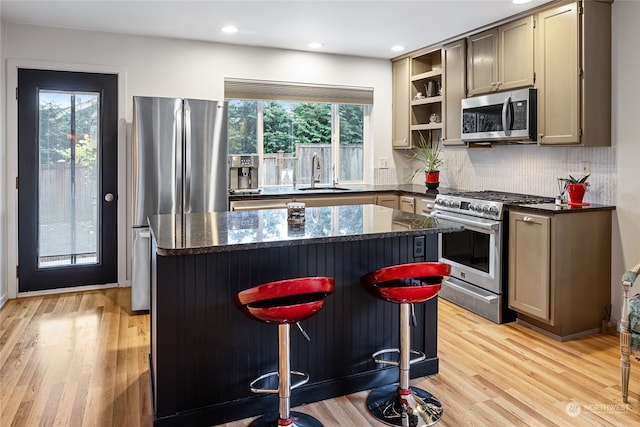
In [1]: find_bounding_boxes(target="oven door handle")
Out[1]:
[432,211,500,232]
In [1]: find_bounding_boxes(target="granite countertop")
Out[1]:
[229,184,456,200]
[149,204,463,255]
[509,202,616,214]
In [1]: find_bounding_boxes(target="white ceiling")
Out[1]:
[0,0,552,59]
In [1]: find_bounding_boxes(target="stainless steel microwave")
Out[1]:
[461,88,537,143]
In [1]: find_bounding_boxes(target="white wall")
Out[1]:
[0,12,7,307]
[0,23,392,300]
[611,0,640,321]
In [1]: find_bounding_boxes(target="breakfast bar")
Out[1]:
[148,204,461,426]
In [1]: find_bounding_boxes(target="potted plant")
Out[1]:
[409,131,443,189]
[560,174,590,205]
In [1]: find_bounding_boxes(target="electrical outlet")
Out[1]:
[413,235,425,258]
[379,157,389,169]
[581,161,591,175]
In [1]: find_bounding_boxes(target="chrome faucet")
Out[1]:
[311,152,321,188]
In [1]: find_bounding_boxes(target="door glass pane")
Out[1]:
[38,90,100,268]
[339,104,364,181]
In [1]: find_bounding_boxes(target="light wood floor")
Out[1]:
[1,288,639,426]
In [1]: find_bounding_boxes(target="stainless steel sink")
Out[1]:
[297,186,351,191]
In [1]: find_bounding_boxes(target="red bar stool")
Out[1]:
[236,276,335,427]
[361,262,451,427]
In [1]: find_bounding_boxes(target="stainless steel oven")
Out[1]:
[432,191,553,323]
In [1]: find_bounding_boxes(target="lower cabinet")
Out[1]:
[376,194,399,209]
[508,212,551,321]
[399,196,416,213]
[229,199,292,210]
[508,209,612,339]
[295,195,377,207]
[230,193,407,211]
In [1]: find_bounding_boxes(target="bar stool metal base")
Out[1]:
[248,411,324,427]
[366,384,443,427]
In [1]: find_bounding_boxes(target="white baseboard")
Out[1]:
[16,282,120,299]
[0,293,8,310]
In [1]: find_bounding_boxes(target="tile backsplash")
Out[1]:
[379,145,616,205]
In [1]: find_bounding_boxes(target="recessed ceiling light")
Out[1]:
[391,45,405,52]
[308,42,323,49]
[512,0,532,4]
[221,26,238,34]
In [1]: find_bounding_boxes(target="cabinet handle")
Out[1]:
[523,216,534,222]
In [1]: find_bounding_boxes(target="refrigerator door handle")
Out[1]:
[183,101,192,214]
[175,101,184,215]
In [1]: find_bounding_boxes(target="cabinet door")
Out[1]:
[294,195,376,207]
[399,196,415,213]
[467,28,498,96]
[508,211,551,322]
[442,39,466,146]
[229,199,292,211]
[376,194,398,209]
[392,58,411,148]
[535,3,580,145]
[499,16,534,91]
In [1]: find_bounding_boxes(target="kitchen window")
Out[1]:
[225,79,372,187]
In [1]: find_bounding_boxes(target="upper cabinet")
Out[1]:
[392,49,443,149]
[466,28,497,95]
[409,49,443,148]
[535,1,611,146]
[442,39,466,146]
[392,58,411,148]
[467,16,534,96]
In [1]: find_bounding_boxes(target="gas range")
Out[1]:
[434,190,554,221]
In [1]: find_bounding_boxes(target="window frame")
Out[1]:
[228,98,371,188]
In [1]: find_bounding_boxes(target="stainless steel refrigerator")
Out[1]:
[131,96,228,310]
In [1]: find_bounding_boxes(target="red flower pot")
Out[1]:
[425,171,440,189]
[566,183,587,204]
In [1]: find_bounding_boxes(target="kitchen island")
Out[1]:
[149,204,461,427]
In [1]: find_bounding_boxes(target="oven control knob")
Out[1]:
[482,205,491,214]
[451,200,461,209]
[489,206,499,216]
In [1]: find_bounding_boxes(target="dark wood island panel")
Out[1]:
[149,206,462,426]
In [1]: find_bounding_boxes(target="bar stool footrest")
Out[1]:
[250,370,310,394]
[249,411,324,427]
[366,384,443,427]
[372,348,427,367]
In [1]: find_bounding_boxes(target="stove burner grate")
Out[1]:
[445,191,554,205]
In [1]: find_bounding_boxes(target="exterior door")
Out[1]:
[17,69,118,292]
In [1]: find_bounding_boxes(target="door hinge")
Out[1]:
[15,177,19,189]
[533,71,536,84]
[15,87,18,100]
[16,266,19,278]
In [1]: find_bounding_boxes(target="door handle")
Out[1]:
[523,216,534,222]
[104,193,115,202]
